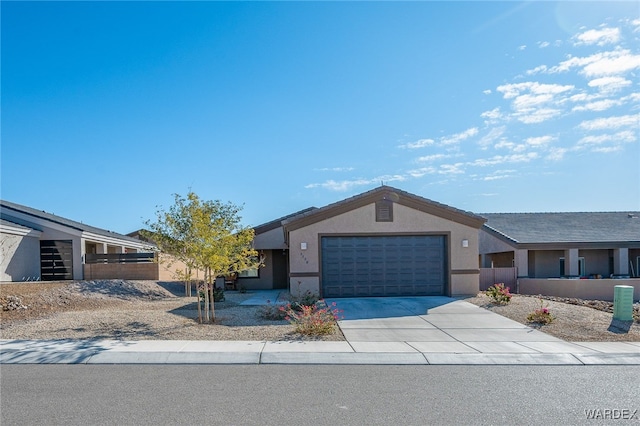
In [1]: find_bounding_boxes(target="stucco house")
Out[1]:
[480,212,640,300]
[1,200,153,282]
[236,186,486,297]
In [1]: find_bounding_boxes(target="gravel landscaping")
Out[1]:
[0,280,344,341]
[1,280,639,342]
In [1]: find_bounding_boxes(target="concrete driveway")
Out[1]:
[325,296,564,354]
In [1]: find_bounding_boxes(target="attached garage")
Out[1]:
[321,235,447,297]
[282,186,486,298]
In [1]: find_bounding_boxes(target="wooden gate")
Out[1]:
[479,267,517,291]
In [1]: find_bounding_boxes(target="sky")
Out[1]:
[1,1,639,235]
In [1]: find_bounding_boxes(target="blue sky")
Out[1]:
[2,1,639,234]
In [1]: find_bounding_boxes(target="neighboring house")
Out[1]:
[480,212,640,278]
[480,212,640,301]
[1,200,153,282]
[237,186,486,298]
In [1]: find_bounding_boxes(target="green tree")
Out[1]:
[145,192,263,323]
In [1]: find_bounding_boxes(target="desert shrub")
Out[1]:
[485,283,512,305]
[527,299,554,324]
[283,301,343,335]
[287,290,319,311]
[259,300,288,320]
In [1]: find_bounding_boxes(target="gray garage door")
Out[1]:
[321,235,447,298]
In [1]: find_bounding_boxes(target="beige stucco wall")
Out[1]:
[84,263,159,280]
[519,278,640,301]
[288,203,480,297]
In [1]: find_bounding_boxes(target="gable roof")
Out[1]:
[482,212,640,246]
[283,185,486,231]
[253,207,318,235]
[0,199,147,245]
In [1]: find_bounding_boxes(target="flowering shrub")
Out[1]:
[259,300,288,320]
[485,283,512,305]
[287,290,319,312]
[283,301,343,335]
[527,299,554,324]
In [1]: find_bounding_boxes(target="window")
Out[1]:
[238,268,259,278]
[559,257,585,276]
[376,199,393,222]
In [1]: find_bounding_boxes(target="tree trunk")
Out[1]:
[196,281,202,324]
[209,283,215,323]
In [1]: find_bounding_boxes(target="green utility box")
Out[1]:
[613,285,634,321]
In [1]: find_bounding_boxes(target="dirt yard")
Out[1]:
[1,280,639,342]
[464,293,640,342]
[0,280,344,341]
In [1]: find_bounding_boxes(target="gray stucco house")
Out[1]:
[480,212,640,279]
[480,212,640,301]
[1,200,152,281]
[237,186,486,298]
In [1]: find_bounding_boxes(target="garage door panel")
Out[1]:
[321,235,446,297]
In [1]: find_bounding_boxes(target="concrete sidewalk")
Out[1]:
[2,339,639,365]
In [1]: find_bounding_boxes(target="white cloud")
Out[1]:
[518,45,526,51]
[400,138,434,149]
[587,76,631,92]
[578,114,640,131]
[480,108,505,124]
[526,135,555,147]
[573,27,621,46]
[470,152,539,167]
[483,89,492,95]
[407,167,436,178]
[545,147,567,161]
[439,163,465,175]
[494,140,526,152]
[315,167,355,172]
[440,127,478,145]
[538,41,550,48]
[497,82,574,99]
[416,154,448,162]
[592,146,624,153]
[572,98,623,112]
[568,92,601,103]
[551,49,640,77]
[305,179,372,191]
[478,126,506,148]
[496,82,573,124]
[526,65,548,75]
[578,130,636,146]
[305,174,407,191]
[517,107,563,124]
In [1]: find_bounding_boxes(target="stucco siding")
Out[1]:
[236,249,277,290]
[288,203,480,296]
[253,227,286,250]
[519,278,640,302]
[1,233,41,281]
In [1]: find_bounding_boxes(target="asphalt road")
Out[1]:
[2,365,638,425]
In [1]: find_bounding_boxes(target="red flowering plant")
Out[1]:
[282,300,343,335]
[527,298,554,324]
[485,283,512,305]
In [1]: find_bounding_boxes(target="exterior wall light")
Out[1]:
[462,239,469,248]
[301,242,307,250]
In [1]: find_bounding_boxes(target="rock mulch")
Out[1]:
[464,293,640,342]
[0,280,344,342]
